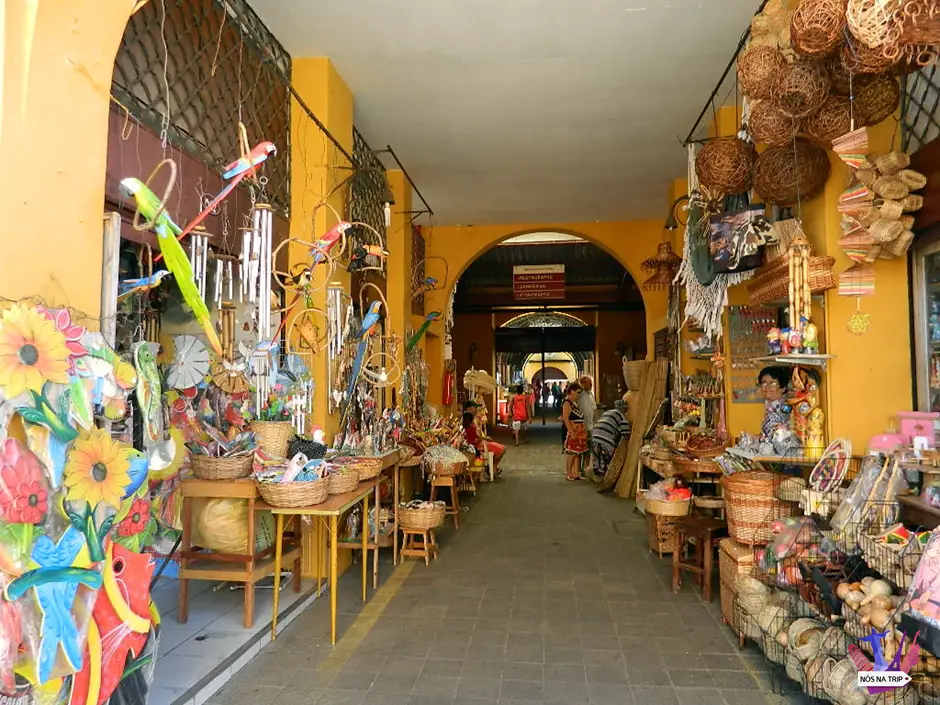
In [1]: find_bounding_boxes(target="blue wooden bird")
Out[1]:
[118,270,171,301]
[340,301,382,425]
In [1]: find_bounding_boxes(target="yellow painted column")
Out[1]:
[384,169,413,397]
[0,1,132,317]
[286,57,354,578]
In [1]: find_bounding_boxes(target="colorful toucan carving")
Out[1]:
[340,301,382,427]
[121,178,223,356]
[153,142,277,262]
[407,311,441,352]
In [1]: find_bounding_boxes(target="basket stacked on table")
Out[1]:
[328,467,360,495]
[251,420,294,457]
[722,470,797,546]
[190,453,254,480]
[256,473,330,508]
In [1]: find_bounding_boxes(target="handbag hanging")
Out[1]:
[709,193,769,274]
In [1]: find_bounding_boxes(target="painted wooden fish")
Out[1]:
[69,544,153,705]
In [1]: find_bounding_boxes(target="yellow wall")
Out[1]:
[425,221,669,407]
[523,358,578,384]
[385,169,414,397]
[0,1,134,319]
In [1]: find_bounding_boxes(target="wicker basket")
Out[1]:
[399,504,445,530]
[747,254,836,304]
[722,470,797,546]
[651,447,673,462]
[328,468,360,495]
[257,476,329,508]
[671,456,721,475]
[190,453,253,480]
[693,496,725,510]
[645,497,691,517]
[251,421,294,458]
[353,457,383,481]
[720,579,739,630]
[646,512,680,556]
[623,360,648,391]
[719,539,757,585]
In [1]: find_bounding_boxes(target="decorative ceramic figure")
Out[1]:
[767,327,782,354]
[788,327,803,353]
[802,318,819,354]
[779,329,791,354]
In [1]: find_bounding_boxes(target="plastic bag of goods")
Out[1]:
[192,498,275,554]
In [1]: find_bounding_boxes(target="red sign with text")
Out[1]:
[513,264,565,300]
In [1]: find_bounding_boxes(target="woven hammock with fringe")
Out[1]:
[675,143,756,339]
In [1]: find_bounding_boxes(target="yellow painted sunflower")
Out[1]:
[0,304,70,398]
[64,427,132,509]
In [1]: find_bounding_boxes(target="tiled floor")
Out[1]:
[202,425,812,705]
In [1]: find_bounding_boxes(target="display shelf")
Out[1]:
[899,494,940,530]
[748,353,835,369]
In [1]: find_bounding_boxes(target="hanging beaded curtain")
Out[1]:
[411,225,426,314]
[349,127,389,253]
[111,0,292,215]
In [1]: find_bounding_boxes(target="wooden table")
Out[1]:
[178,477,302,628]
[259,476,388,644]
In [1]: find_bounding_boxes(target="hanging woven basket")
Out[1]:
[805,96,852,144]
[749,100,802,146]
[754,138,832,205]
[772,60,832,118]
[738,45,788,100]
[826,55,854,95]
[695,137,756,195]
[791,0,848,58]
[840,34,896,74]
[855,74,900,126]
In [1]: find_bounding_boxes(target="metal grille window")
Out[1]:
[902,64,940,154]
[112,0,291,214]
[348,127,389,251]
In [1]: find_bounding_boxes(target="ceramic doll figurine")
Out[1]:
[779,328,791,355]
[802,318,819,354]
[788,327,803,354]
[788,367,823,454]
[767,327,782,354]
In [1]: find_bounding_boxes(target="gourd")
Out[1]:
[860,580,893,606]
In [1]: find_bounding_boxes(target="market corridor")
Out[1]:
[209,433,809,705]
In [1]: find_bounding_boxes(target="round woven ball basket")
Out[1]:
[328,468,360,495]
[191,454,254,480]
[841,35,895,74]
[251,421,294,458]
[738,45,788,100]
[805,95,852,144]
[695,137,756,195]
[749,100,802,146]
[257,476,329,508]
[855,74,900,127]
[399,505,446,531]
[772,60,831,118]
[827,55,853,95]
[790,0,847,58]
[754,138,832,205]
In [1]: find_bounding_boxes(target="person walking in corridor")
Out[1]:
[561,382,587,481]
[577,375,597,480]
[510,384,529,446]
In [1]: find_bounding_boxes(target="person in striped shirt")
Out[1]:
[590,398,631,482]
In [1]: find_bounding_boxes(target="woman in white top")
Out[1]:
[577,376,597,479]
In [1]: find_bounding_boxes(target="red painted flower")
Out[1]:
[0,438,48,525]
[38,306,88,366]
[117,498,151,536]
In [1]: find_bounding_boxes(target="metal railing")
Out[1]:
[348,127,388,250]
[902,63,940,154]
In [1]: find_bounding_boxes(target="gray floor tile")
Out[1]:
[631,686,680,705]
[587,682,633,705]
[411,675,459,698]
[456,678,501,699]
[667,669,716,689]
[317,691,367,705]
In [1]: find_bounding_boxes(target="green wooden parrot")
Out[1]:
[132,341,163,449]
[120,177,223,357]
[407,311,441,352]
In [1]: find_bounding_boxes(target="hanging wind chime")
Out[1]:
[189,226,211,300]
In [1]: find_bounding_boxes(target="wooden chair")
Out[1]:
[400,528,438,565]
[429,474,460,529]
[672,515,727,602]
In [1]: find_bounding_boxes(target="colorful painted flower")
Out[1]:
[117,498,150,536]
[63,427,131,509]
[37,306,88,364]
[0,438,48,524]
[0,304,70,398]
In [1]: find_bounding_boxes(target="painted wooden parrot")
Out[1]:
[117,270,171,301]
[407,311,441,352]
[121,177,223,356]
[152,141,276,262]
[339,301,382,427]
[132,342,163,450]
[312,221,351,265]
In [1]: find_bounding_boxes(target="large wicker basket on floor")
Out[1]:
[328,468,360,495]
[646,512,680,557]
[399,504,446,530]
[256,477,329,508]
[251,421,294,458]
[190,454,253,480]
[722,470,797,545]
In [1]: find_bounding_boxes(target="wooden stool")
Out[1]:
[401,528,438,564]
[429,474,460,529]
[672,515,727,602]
